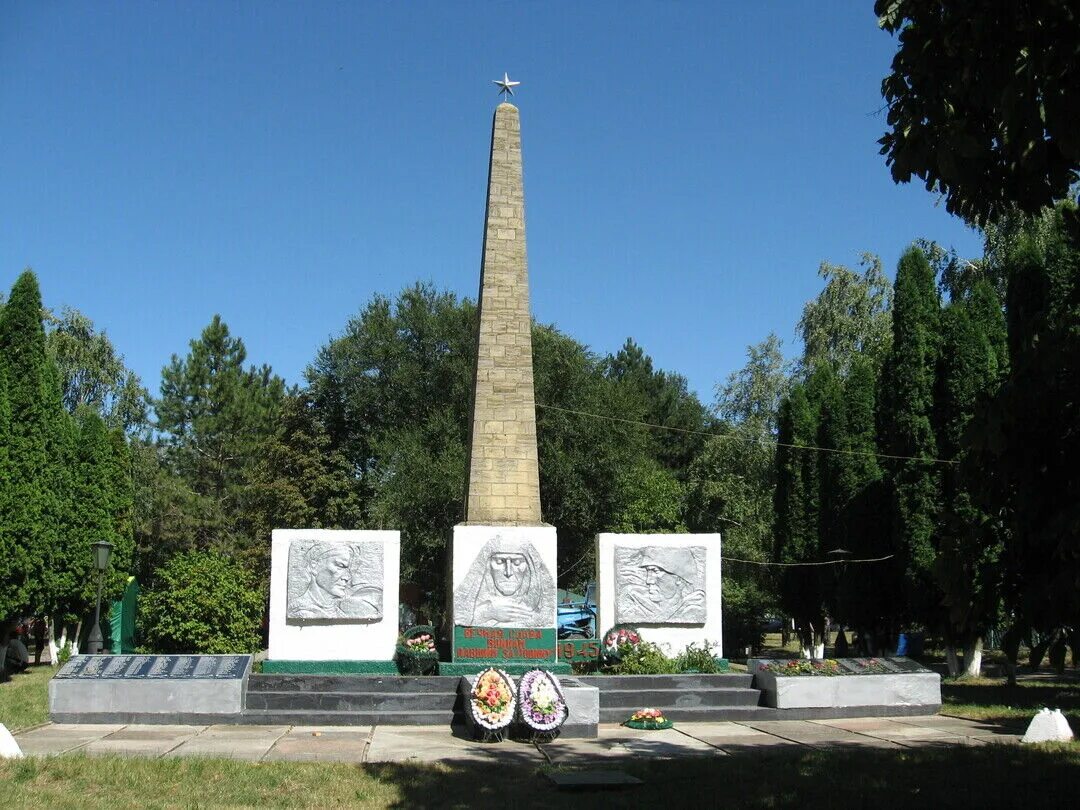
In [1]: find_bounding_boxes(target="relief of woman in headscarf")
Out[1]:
[454,535,555,627]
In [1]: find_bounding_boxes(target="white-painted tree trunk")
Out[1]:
[45,615,59,666]
[963,637,983,678]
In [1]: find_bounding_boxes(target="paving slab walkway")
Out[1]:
[12,715,1022,763]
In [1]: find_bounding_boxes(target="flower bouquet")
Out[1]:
[601,624,642,665]
[466,668,517,741]
[395,625,439,675]
[516,669,569,740]
[623,708,673,730]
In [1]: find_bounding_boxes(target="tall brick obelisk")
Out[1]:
[462,100,543,525]
[448,82,562,672]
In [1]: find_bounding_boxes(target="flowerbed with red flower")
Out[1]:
[602,625,642,663]
[396,625,439,658]
[759,659,843,676]
[758,658,892,676]
[623,708,673,730]
[469,668,517,731]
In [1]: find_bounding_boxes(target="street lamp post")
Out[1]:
[85,541,113,655]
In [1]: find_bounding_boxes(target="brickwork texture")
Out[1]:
[463,102,543,524]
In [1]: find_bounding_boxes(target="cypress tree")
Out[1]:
[974,206,1080,679]
[879,246,941,626]
[774,384,825,650]
[0,271,60,623]
[837,355,896,648]
[0,347,16,632]
[933,279,1008,675]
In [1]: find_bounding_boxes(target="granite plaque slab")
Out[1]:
[614,544,706,624]
[50,655,252,723]
[55,655,251,680]
[286,538,384,621]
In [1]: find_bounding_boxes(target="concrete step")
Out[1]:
[598,705,772,723]
[246,690,459,713]
[239,709,455,726]
[576,673,754,690]
[596,687,761,709]
[246,675,460,694]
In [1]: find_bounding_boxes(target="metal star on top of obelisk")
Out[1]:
[493,72,520,98]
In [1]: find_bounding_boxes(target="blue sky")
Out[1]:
[1,2,982,405]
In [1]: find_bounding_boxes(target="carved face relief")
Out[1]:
[614,545,706,625]
[287,540,384,622]
[489,552,529,596]
[454,536,555,628]
[314,547,354,598]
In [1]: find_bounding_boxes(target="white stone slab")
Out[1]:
[49,661,249,719]
[451,525,557,628]
[0,724,23,759]
[596,533,723,656]
[561,678,600,738]
[268,529,401,661]
[751,668,941,709]
[1021,708,1075,743]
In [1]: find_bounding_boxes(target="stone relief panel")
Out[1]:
[454,535,555,627]
[287,540,383,621]
[614,545,706,625]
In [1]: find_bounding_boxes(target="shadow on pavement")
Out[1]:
[361,741,1080,809]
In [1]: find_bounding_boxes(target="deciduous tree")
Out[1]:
[876,0,1080,224]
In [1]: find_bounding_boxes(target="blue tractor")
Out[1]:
[557,582,597,640]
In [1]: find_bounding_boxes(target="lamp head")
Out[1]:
[91,540,113,572]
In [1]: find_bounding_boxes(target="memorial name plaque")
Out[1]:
[50,654,253,724]
[454,626,557,663]
[56,655,251,680]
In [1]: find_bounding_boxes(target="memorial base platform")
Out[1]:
[440,660,572,676]
[260,660,398,675]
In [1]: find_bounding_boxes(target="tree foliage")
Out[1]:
[879,246,942,623]
[153,315,286,560]
[969,205,1080,639]
[46,306,150,434]
[689,336,789,652]
[774,381,825,644]
[877,0,1080,224]
[138,550,263,654]
[932,279,1008,661]
[797,254,892,376]
[0,271,60,620]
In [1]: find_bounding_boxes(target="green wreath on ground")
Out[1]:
[623,709,673,730]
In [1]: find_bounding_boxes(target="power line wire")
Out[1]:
[559,551,894,579]
[535,403,958,466]
[721,554,894,567]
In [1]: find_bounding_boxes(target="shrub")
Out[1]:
[139,551,263,654]
[675,640,723,673]
[608,641,678,675]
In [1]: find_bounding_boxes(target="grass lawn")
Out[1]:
[0,743,1079,809]
[942,676,1080,727]
[0,665,52,732]
[4,662,1079,807]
